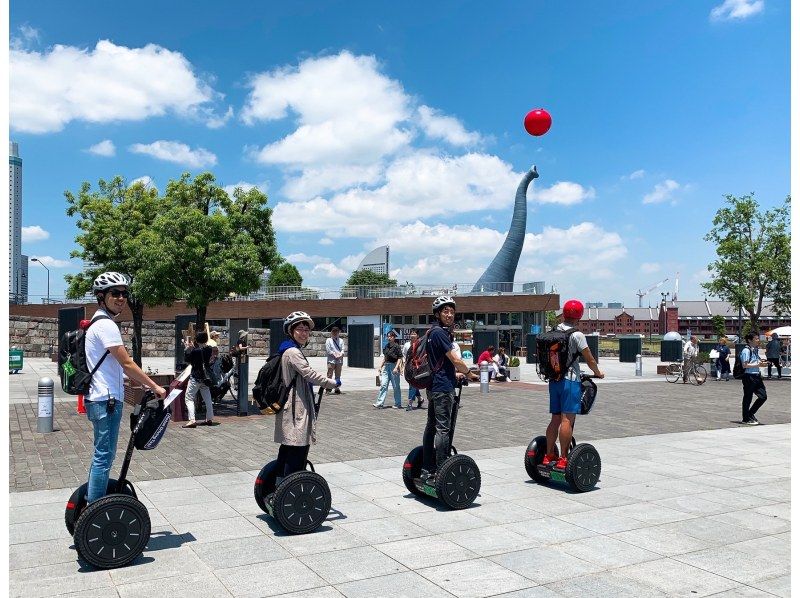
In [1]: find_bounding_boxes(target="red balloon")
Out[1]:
[524,108,552,136]
[79,319,91,330]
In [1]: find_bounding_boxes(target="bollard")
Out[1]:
[479,362,490,394]
[635,354,643,377]
[38,377,54,433]
[237,353,249,416]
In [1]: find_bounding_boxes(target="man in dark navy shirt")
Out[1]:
[421,296,478,485]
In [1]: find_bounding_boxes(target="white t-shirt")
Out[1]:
[557,323,589,380]
[85,309,125,402]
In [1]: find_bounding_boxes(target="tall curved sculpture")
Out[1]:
[472,165,539,293]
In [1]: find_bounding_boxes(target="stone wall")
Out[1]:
[8,316,375,358]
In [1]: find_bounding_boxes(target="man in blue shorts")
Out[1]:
[544,299,604,470]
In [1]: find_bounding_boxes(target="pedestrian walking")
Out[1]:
[715,337,731,381]
[740,332,769,425]
[325,327,345,394]
[374,330,403,408]
[682,336,698,383]
[182,331,216,428]
[403,330,423,410]
[765,333,783,379]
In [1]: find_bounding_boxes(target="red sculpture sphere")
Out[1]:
[79,319,91,330]
[524,108,552,136]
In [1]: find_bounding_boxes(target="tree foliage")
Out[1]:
[267,262,303,288]
[345,269,397,287]
[702,194,790,334]
[711,314,726,338]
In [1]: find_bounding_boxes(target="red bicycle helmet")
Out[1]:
[563,299,584,320]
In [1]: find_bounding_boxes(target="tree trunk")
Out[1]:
[131,300,144,366]
[196,305,207,334]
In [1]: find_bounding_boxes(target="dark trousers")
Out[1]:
[742,374,768,421]
[422,391,454,474]
[276,444,310,478]
[766,358,782,378]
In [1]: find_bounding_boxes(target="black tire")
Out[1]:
[402,446,426,498]
[524,436,558,482]
[665,363,682,383]
[254,460,280,514]
[74,494,151,569]
[273,471,331,534]
[564,443,601,492]
[436,454,481,510]
[65,479,136,536]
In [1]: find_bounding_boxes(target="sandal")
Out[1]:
[182,421,197,429]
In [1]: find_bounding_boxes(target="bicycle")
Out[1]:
[665,360,707,385]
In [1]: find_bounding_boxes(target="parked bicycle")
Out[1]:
[664,360,707,385]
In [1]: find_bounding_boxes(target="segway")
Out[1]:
[402,380,481,509]
[524,375,601,493]
[64,369,189,569]
[254,387,332,534]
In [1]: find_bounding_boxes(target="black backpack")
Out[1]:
[251,350,300,415]
[535,327,579,382]
[404,327,445,390]
[733,348,747,380]
[58,314,111,395]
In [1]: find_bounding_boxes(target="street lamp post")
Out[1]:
[31,258,50,304]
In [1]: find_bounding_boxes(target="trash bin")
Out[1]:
[618,336,642,363]
[661,340,683,362]
[579,335,599,363]
[9,348,23,374]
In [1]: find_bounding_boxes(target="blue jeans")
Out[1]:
[408,385,421,405]
[86,399,124,502]
[375,362,402,407]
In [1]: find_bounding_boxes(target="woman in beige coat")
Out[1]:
[274,311,339,479]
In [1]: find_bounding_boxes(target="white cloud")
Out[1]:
[223,181,269,197]
[206,106,234,129]
[11,25,40,50]
[310,262,348,278]
[639,262,661,274]
[86,139,115,157]
[30,255,71,268]
[11,40,227,133]
[532,181,595,205]
[130,140,217,168]
[623,169,645,180]
[282,164,383,200]
[642,179,682,204]
[284,253,328,264]
[129,176,155,189]
[417,105,482,146]
[21,225,49,242]
[319,238,334,246]
[710,0,764,21]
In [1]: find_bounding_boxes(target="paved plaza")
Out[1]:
[7,357,792,597]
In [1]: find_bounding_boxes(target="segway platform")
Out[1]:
[525,436,601,492]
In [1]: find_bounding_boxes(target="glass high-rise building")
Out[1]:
[9,142,25,303]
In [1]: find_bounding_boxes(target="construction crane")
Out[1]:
[636,278,669,307]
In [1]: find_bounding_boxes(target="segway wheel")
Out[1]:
[402,446,426,498]
[564,443,601,493]
[65,479,137,536]
[254,460,279,514]
[524,436,558,483]
[273,471,331,534]
[436,454,481,510]
[74,494,151,569]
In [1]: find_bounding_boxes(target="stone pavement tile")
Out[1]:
[673,545,789,585]
[108,545,209,586]
[405,508,488,534]
[481,587,563,598]
[709,509,790,535]
[601,464,671,484]
[752,502,791,521]
[442,525,535,557]
[328,487,368,506]
[190,534,292,569]
[194,471,255,487]
[347,480,410,500]
[334,499,394,523]
[505,517,596,545]
[9,537,78,570]
[216,496,265,517]
[312,462,362,475]
[659,517,764,546]
[752,574,791,597]
[556,507,650,534]
[338,516,430,545]
[709,587,783,597]
[157,498,240,525]
[473,457,521,471]
[214,557,327,598]
[374,536,477,568]
[616,558,741,596]
[729,532,790,561]
[336,570,457,598]
[736,479,791,501]
[144,486,221,509]
[651,495,737,517]
[10,561,113,598]
[278,588,345,598]
[208,482,258,502]
[9,487,73,507]
[173,515,263,544]
[511,493,595,516]
[603,502,695,525]
[562,488,639,509]
[269,522,365,557]
[370,494,440,515]
[10,517,68,545]
[489,546,603,586]
[645,476,714,496]
[116,572,232,598]
[418,558,535,598]
[344,456,406,471]
[9,500,70,524]
[609,525,714,557]
[604,481,693,502]
[468,500,540,525]
[714,464,790,482]
[135,476,204,494]
[325,470,387,487]
[367,466,408,482]
[57,590,121,598]
[545,570,670,598]
[300,545,407,584]
[556,534,662,568]
[480,467,530,482]
[683,473,755,490]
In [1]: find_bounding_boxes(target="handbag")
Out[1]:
[376,374,381,386]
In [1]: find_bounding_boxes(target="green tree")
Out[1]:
[711,315,726,338]
[137,173,281,329]
[267,262,303,288]
[702,194,790,335]
[345,269,397,286]
[65,177,165,365]
[546,310,559,330]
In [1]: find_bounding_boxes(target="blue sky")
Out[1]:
[9,0,790,306]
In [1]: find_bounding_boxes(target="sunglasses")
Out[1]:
[109,289,130,299]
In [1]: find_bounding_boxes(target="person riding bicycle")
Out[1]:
[420,296,478,486]
[274,311,339,482]
[543,299,604,470]
[682,336,699,383]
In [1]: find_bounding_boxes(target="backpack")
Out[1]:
[733,348,748,380]
[535,327,580,382]
[58,314,111,395]
[404,327,445,389]
[251,351,299,415]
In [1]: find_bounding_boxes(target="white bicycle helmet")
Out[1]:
[432,295,456,314]
[93,271,130,293]
[284,311,315,334]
